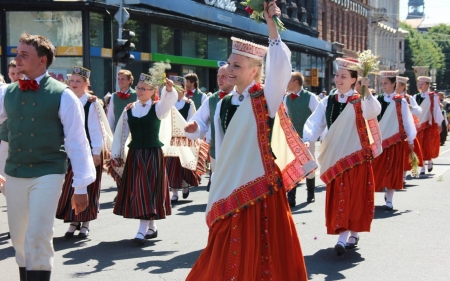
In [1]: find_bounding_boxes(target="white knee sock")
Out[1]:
[348,231,359,243]
[147,220,157,232]
[80,221,90,233]
[172,188,179,197]
[338,230,349,245]
[385,188,395,203]
[67,222,79,232]
[136,220,149,238]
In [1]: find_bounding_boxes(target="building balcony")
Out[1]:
[371,8,389,23]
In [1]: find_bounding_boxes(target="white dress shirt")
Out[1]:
[107,87,136,131]
[213,37,292,160]
[303,89,381,143]
[414,91,444,124]
[122,87,177,137]
[174,98,196,120]
[382,92,417,144]
[79,93,103,155]
[283,88,320,115]
[401,92,422,117]
[0,72,96,194]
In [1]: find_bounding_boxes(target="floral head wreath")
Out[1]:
[379,70,399,78]
[72,66,91,79]
[231,37,268,61]
[139,73,154,86]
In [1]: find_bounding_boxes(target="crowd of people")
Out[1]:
[0,2,447,281]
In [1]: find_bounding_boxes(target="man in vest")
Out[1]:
[184,65,234,190]
[185,73,207,111]
[0,33,96,281]
[284,72,320,207]
[107,69,137,132]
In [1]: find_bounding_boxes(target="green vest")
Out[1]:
[83,99,93,147]
[4,74,68,178]
[377,95,390,121]
[178,101,191,120]
[0,119,8,142]
[219,95,239,135]
[325,93,348,129]
[191,89,204,111]
[285,90,313,138]
[127,104,163,148]
[208,92,221,159]
[113,88,137,129]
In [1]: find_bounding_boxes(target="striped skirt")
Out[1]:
[166,157,201,188]
[56,154,103,222]
[113,148,171,220]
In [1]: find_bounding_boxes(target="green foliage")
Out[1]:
[427,24,450,90]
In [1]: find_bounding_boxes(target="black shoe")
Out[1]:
[345,236,359,249]
[335,242,346,256]
[428,162,433,172]
[306,178,315,203]
[171,195,179,203]
[182,188,190,199]
[78,226,89,238]
[132,232,145,245]
[64,222,80,239]
[385,201,393,211]
[145,229,158,239]
[19,267,26,281]
[287,186,297,207]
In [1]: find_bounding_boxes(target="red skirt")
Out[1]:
[186,183,307,280]
[403,138,424,171]
[165,157,201,187]
[326,161,375,234]
[417,123,440,160]
[372,141,405,191]
[113,148,171,220]
[56,154,103,222]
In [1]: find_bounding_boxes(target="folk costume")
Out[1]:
[284,87,320,205]
[371,71,417,211]
[413,67,443,174]
[186,37,316,281]
[166,83,201,202]
[303,58,382,255]
[185,87,207,111]
[56,67,110,238]
[0,71,96,278]
[107,83,137,132]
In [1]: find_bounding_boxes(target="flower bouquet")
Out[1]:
[350,50,379,99]
[241,0,286,33]
[148,61,184,92]
[409,151,420,178]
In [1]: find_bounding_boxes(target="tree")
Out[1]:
[427,24,450,90]
[400,23,445,92]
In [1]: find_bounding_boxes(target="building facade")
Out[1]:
[0,0,341,97]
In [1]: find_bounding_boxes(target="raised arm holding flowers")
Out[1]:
[241,0,287,32]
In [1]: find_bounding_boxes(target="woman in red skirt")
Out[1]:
[56,67,106,238]
[111,74,177,245]
[372,71,416,210]
[166,76,200,203]
[303,58,382,255]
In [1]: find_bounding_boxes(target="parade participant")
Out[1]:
[396,76,424,182]
[284,71,320,206]
[186,2,316,280]
[184,64,234,191]
[56,66,109,239]
[8,60,24,83]
[111,73,177,245]
[319,90,328,99]
[0,33,95,281]
[438,92,448,145]
[372,71,416,210]
[184,73,207,110]
[303,57,382,256]
[107,69,137,132]
[413,66,443,174]
[166,76,200,202]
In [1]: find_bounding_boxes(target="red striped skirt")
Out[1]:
[403,138,424,171]
[113,148,171,220]
[165,157,201,188]
[326,161,375,234]
[372,141,405,191]
[417,123,440,160]
[56,154,103,222]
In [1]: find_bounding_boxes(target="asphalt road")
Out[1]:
[1,141,450,280]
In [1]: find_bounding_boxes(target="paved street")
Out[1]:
[1,141,450,280]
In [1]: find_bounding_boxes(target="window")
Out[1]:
[182,30,207,59]
[208,35,228,61]
[151,25,175,55]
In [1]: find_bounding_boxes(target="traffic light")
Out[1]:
[113,29,135,66]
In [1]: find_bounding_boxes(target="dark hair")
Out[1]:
[185,73,199,89]
[19,33,55,68]
[291,72,304,86]
[383,76,397,90]
[8,60,17,69]
[349,70,358,88]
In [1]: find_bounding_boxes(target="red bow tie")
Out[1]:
[289,93,298,100]
[187,90,194,97]
[219,91,227,99]
[18,79,39,91]
[117,91,130,99]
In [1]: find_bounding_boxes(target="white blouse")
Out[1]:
[79,93,103,155]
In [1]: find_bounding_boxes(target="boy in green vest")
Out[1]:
[107,69,137,132]
[284,72,320,207]
[185,73,207,111]
[0,33,96,281]
[184,65,234,191]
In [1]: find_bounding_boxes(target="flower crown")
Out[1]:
[417,76,432,83]
[231,37,268,61]
[336,58,360,70]
[396,76,409,84]
[72,66,91,79]
[139,73,153,86]
[379,70,399,78]
[169,75,186,86]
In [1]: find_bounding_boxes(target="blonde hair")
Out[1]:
[248,57,265,83]
[397,82,408,92]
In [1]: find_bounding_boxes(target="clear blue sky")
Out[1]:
[399,0,450,23]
